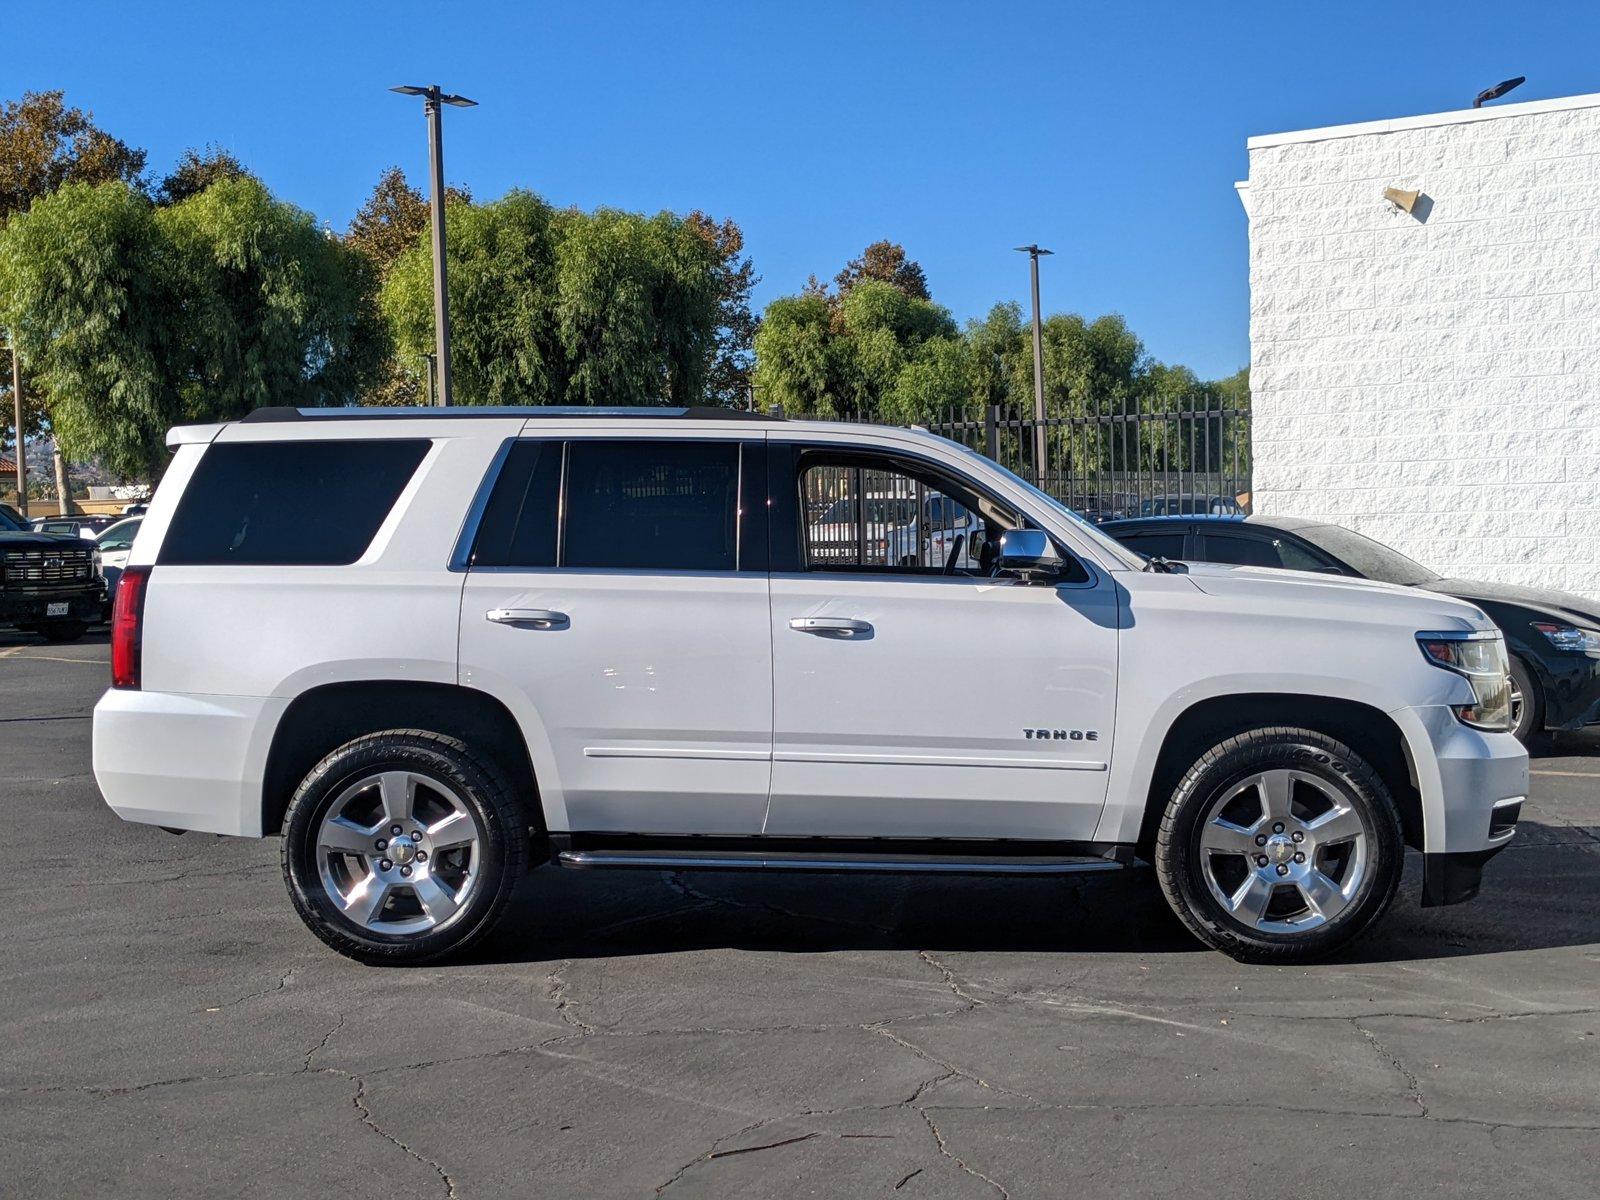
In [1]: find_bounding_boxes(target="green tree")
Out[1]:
[381,191,726,407]
[686,211,758,406]
[1,90,149,444]
[0,90,146,224]
[749,292,841,415]
[835,239,930,301]
[0,178,381,477]
[154,145,252,206]
[0,182,175,477]
[160,176,382,419]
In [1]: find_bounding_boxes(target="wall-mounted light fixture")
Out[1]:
[1383,187,1421,214]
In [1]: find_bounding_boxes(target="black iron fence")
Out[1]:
[774,396,1252,523]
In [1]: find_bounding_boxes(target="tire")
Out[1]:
[40,619,86,642]
[1508,656,1543,744]
[1154,727,1404,964]
[281,730,528,965]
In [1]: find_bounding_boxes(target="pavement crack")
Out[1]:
[895,1166,924,1189]
[708,1131,818,1159]
[919,1108,1008,1198]
[302,1012,345,1072]
[1355,1021,1428,1117]
[196,968,295,1014]
[345,1070,458,1199]
[870,1025,1034,1103]
[545,959,596,1034]
[919,950,985,1005]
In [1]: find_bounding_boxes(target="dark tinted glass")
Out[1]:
[1202,532,1281,568]
[1119,532,1186,560]
[161,439,429,566]
[563,440,739,571]
[471,441,562,568]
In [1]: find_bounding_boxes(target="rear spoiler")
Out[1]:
[165,423,229,448]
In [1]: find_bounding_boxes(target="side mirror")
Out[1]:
[996,529,1063,582]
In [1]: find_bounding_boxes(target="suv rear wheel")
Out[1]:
[1155,727,1403,963]
[281,730,528,965]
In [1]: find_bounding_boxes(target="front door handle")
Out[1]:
[487,608,570,629]
[789,617,873,638]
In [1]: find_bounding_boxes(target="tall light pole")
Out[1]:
[1014,244,1053,489]
[391,84,476,406]
[9,344,26,518]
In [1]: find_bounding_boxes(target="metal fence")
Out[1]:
[776,396,1252,523]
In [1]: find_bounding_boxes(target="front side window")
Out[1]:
[160,439,430,566]
[797,452,1005,575]
[1202,531,1283,568]
[1119,531,1187,560]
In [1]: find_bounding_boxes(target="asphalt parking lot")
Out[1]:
[3,631,1598,1199]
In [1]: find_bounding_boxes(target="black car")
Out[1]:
[0,505,105,642]
[1101,514,1600,743]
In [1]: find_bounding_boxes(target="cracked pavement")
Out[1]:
[3,632,1599,1198]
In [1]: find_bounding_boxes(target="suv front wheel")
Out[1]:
[282,730,528,965]
[1155,727,1404,963]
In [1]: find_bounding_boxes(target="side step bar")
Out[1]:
[556,848,1126,876]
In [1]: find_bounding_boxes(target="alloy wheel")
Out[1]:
[314,770,482,935]
[1196,768,1369,933]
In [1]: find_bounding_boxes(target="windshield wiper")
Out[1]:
[1145,556,1189,574]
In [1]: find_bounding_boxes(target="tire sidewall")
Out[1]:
[282,734,519,964]
[1159,730,1403,960]
[1509,656,1541,743]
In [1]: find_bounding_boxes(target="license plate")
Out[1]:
[46,602,68,617]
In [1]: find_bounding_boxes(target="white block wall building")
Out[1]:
[1239,93,1600,601]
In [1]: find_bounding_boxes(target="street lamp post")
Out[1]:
[9,345,25,518]
[1014,245,1054,489]
[391,84,476,406]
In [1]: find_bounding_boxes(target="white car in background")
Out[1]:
[94,517,142,605]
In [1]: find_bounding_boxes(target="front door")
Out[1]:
[459,435,772,835]
[765,446,1119,840]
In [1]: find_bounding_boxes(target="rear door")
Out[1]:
[458,435,773,835]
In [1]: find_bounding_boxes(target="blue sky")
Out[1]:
[12,1,1600,378]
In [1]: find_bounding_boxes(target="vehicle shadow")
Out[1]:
[466,819,1600,968]
[1532,727,1600,759]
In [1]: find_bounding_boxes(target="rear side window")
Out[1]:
[564,440,739,571]
[1201,531,1282,568]
[471,441,562,568]
[160,439,429,566]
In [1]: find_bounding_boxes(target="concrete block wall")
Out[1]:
[1243,94,1600,602]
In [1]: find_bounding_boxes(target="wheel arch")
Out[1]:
[261,681,543,838]
[1134,693,1423,856]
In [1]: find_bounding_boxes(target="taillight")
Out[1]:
[111,566,151,689]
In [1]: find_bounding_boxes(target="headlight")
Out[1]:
[1417,630,1512,731]
[1533,622,1600,653]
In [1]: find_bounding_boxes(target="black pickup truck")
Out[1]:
[0,507,105,642]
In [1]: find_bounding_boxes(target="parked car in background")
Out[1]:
[1138,494,1245,517]
[29,515,117,540]
[0,504,105,641]
[94,516,143,608]
[1101,514,1600,744]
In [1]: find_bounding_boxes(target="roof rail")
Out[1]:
[239,405,776,423]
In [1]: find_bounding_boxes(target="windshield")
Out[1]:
[1297,524,1440,586]
[0,507,23,532]
[942,439,1147,571]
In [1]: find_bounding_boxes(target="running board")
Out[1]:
[556,848,1126,876]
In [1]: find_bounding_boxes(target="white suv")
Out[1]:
[94,407,1528,965]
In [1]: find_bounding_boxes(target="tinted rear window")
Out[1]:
[161,439,430,566]
[564,440,739,571]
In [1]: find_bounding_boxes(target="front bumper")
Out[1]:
[0,586,105,626]
[1394,704,1528,907]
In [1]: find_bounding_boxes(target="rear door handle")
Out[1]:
[487,608,569,629]
[789,617,873,638]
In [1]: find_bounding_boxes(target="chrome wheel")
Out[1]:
[1197,768,1369,933]
[315,770,482,935]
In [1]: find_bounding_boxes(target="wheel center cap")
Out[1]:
[389,835,418,866]
[1265,834,1296,864]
